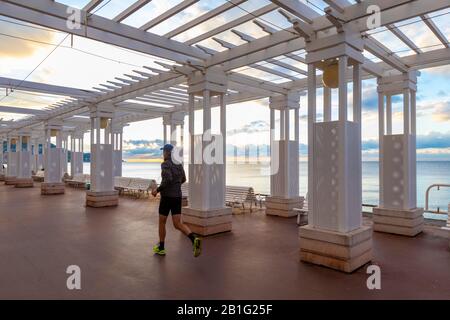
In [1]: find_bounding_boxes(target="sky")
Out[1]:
[0,0,449,160]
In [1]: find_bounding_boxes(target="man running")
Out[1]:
[151,144,202,257]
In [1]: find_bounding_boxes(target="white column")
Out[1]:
[374,71,422,236]
[183,67,231,236]
[266,92,302,217]
[307,63,316,224]
[386,95,392,135]
[299,33,371,273]
[6,136,18,181]
[16,132,33,182]
[41,122,65,194]
[87,104,118,207]
[323,87,332,122]
[112,125,123,177]
[163,124,168,145]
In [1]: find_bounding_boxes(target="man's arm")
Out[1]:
[157,162,173,193]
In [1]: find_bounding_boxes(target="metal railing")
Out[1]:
[425,184,450,214]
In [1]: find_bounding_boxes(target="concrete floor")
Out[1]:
[0,183,449,300]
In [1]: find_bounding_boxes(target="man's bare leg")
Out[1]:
[172,214,192,236]
[159,215,168,244]
[172,214,202,257]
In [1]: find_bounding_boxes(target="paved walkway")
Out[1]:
[0,184,449,299]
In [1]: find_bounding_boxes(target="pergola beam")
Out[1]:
[165,0,247,39]
[421,14,449,48]
[0,0,208,64]
[270,0,321,24]
[139,0,199,31]
[113,0,153,22]
[0,77,95,98]
[0,105,47,116]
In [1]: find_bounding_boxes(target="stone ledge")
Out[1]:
[0,174,5,181]
[4,176,16,185]
[182,207,232,218]
[265,196,304,218]
[265,208,298,218]
[182,207,232,236]
[299,249,372,273]
[373,207,424,219]
[182,213,232,227]
[373,214,423,228]
[373,207,424,236]
[373,222,423,237]
[41,182,65,195]
[299,225,373,273]
[14,178,34,188]
[86,190,119,208]
[265,196,304,204]
[185,222,232,236]
[299,225,372,246]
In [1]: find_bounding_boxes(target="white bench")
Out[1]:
[32,170,45,182]
[294,193,308,226]
[114,177,132,195]
[225,186,256,212]
[122,178,157,198]
[66,174,90,188]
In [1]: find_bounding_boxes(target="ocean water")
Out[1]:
[82,161,450,212]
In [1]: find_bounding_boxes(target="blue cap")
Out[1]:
[160,144,174,152]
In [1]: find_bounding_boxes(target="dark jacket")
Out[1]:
[157,158,186,198]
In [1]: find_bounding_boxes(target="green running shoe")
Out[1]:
[193,237,202,257]
[153,244,166,256]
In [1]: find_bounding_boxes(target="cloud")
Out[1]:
[437,90,447,97]
[227,120,270,135]
[431,101,450,122]
[0,18,56,58]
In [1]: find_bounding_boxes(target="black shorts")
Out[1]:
[159,196,182,216]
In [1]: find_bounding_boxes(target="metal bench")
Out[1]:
[32,170,45,182]
[114,177,132,195]
[225,186,255,212]
[123,178,157,198]
[66,174,90,188]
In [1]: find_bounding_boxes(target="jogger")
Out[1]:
[152,144,202,257]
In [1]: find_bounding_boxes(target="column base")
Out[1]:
[4,176,16,185]
[265,196,304,217]
[373,207,424,237]
[0,174,5,181]
[299,225,373,273]
[15,178,34,188]
[41,182,65,195]
[182,207,232,236]
[86,190,119,208]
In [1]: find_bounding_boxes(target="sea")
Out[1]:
[82,161,450,217]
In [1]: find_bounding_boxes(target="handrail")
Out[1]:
[425,184,450,214]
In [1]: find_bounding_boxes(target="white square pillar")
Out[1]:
[182,67,232,236]
[299,32,372,273]
[5,136,18,185]
[15,131,34,188]
[86,104,119,208]
[374,72,423,236]
[41,121,65,195]
[266,92,304,217]
[70,132,84,177]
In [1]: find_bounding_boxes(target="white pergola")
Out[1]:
[0,0,449,272]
